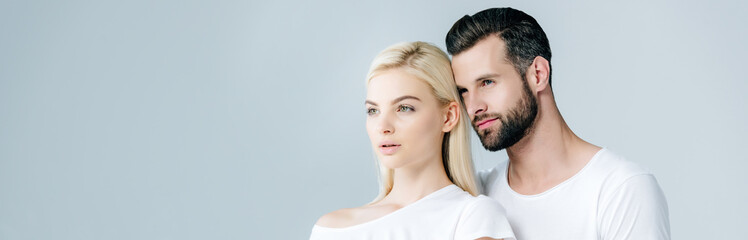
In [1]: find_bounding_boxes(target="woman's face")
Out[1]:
[365,69,448,170]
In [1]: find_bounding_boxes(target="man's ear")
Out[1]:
[442,101,460,132]
[526,56,551,93]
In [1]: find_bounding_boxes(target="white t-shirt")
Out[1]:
[309,184,515,240]
[479,148,670,240]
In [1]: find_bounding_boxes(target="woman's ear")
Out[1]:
[442,101,460,132]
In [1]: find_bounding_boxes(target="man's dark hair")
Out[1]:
[446,7,552,84]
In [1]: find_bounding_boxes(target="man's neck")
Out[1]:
[505,105,600,195]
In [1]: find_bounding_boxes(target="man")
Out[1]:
[446,8,670,239]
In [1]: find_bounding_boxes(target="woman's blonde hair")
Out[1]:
[366,41,478,203]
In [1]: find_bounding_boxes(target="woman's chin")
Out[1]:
[379,156,407,170]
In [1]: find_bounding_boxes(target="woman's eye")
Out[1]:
[480,79,494,87]
[366,108,379,116]
[397,105,414,112]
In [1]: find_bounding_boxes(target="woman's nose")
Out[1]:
[379,114,395,135]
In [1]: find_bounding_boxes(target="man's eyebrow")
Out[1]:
[475,73,500,82]
[456,73,501,91]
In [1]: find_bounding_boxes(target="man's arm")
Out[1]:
[598,174,671,240]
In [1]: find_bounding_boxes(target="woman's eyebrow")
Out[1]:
[366,95,421,106]
[391,95,420,104]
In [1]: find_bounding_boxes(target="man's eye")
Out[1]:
[397,105,415,112]
[480,79,494,87]
[458,88,467,95]
[366,108,379,115]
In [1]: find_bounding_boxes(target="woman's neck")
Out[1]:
[381,157,453,206]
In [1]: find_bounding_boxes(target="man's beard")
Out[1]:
[472,81,538,152]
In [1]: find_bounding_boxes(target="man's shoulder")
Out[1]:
[476,159,509,193]
[591,148,665,201]
[592,149,670,239]
[593,148,655,184]
[478,159,509,179]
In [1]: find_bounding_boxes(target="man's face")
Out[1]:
[451,36,538,151]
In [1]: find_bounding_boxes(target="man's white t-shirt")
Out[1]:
[309,184,515,240]
[479,148,670,240]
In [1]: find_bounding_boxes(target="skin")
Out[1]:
[451,35,601,195]
[316,68,501,240]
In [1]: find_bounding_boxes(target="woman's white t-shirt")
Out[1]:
[309,184,515,240]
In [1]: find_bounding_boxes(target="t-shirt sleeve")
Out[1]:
[598,174,671,240]
[454,196,515,240]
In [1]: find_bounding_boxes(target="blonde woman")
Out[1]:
[310,42,515,240]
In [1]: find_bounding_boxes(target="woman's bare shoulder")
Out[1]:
[315,208,357,228]
[315,203,400,228]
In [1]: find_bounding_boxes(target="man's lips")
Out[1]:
[476,117,499,130]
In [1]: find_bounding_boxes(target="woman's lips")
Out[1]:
[379,144,401,155]
[477,117,499,130]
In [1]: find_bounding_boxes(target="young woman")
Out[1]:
[310,42,515,240]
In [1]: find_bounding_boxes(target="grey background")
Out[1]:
[1,0,746,239]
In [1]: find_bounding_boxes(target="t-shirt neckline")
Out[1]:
[502,148,607,198]
[313,184,460,231]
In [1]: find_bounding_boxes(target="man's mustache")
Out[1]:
[472,113,503,128]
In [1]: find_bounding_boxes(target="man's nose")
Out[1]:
[465,95,487,119]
